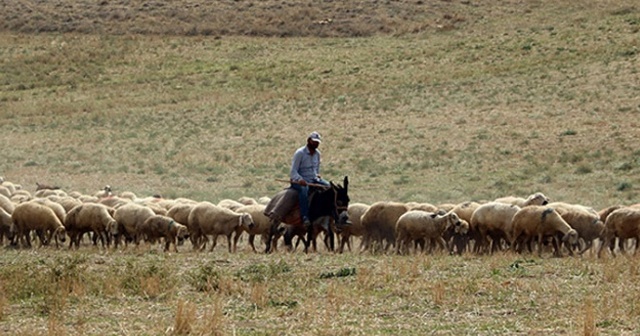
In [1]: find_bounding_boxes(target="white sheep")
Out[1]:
[395,210,467,254]
[235,204,271,253]
[0,185,10,198]
[112,203,156,248]
[406,202,438,212]
[495,192,550,207]
[64,203,116,249]
[237,196,258,206]
[119,191,137,200]
[2,180,21,195]
[598,207,640,258]
[337,202,370,253]
[0,207,14,245]
[47,195,82,213]
[138,215,189,252]
[32,198,66,225]
[471,202,521,254]
[217,199,245,211]
[99,196,131,209]
[34,188,66,198]
[511,206,578,257]
[188,202,254,252]
[94,185,113,198]
[12,201,67,248]
[257,196,272,205]
[0,194,15,214]
[450,201,482,253]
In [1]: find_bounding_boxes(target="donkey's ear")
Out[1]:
[343,176,349,190]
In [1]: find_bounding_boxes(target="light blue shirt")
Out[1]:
[290,145,321,183]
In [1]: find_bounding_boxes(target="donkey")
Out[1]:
[264,176,350,253]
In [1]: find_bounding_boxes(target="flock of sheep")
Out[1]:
[1,177,639,257]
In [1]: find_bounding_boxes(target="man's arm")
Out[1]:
[290,149,305,182]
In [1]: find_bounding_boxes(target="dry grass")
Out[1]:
[1,0,640,334]
[1,247,639,334]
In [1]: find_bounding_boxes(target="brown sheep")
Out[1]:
[167,202,197,246]
[167,203,197,227]
[138,215,189,252]
[64,203,116,249]
[598,207,640,258]
[511,206,578,257]
[598,205,624,223]
[188,202,255,252]
[12,201,67,248]
[471,202,521,254]
[112,203,156,248]
[495,192,550,207]
[336,203,370,253]
[395,210,467,255]
[361,201,409,252]
[548,202,604,255]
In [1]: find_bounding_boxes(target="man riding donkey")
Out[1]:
[263,131,350,253]
[290,131,329,228]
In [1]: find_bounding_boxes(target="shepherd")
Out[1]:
[263,132,350,253]
[290,131,328,228]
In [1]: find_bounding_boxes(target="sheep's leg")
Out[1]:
[536,234,544,257]
[338,234,347,254]
[209,235,218,252]
[232,230,243,253]
[25,229,33,248]
[248,234,257,253]
[578,240,593,255]
[227,234,234,253]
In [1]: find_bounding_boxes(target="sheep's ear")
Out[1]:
[343,176,349,191]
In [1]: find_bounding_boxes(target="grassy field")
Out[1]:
[1,0,640,334]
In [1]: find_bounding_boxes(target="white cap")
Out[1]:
[308,131,322,143]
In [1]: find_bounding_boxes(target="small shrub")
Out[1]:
[186,261,220,292]
[616,182,633,191]
[576,164,593,174]
[234,260,291,283]
[560,129,577,136]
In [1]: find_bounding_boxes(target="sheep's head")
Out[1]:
[240,213,255,229]
[55,227,67,243]
[455,219,470,235]
[176,225,189,245]
[525,192,550,206]
[7,222,16,241]
[107,220,119,236]
[562,229,579,245]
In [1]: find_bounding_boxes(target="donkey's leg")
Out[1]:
[264,219,279,254]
